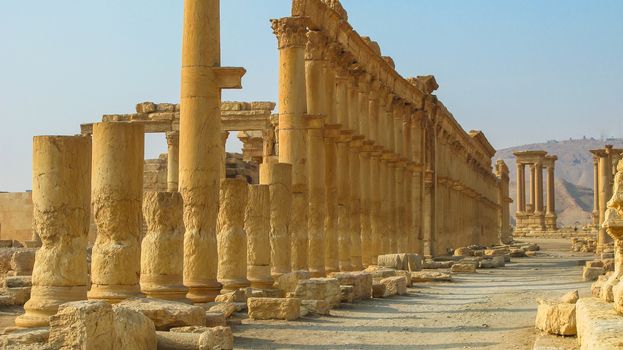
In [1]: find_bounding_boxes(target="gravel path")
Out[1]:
[233,238,593,349]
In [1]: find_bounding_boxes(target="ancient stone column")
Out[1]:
[369,147,382,260]
[598,150,614,251]
[15,136,91,328]
[324,125,340,274]
[217,178,250,293]
[529,164,536,214]
[245,184,273,289]
[349,136,363,269]
[180,0,245,303]
[516,163,526,213]
[545,159,557,231]
[307,115,326,277]
[360,145,372,266]
[220,131,229,179]
[593,156,600,226]
[140,192,187,301]
[535,162,544,214]
[601,159,623,305]
[496,160,512,244]
[166,131,179,192]
[272,17,309,272]
[305,31,327,277]
[88,122,144,303]
[259,161,292,279]
[393,103,405,252]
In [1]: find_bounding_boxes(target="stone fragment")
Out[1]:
[117,298,205,331]
[479,259,495,269]
[582,266,605,281]
[535,299,576,336]
[247,297,300,321]
[340,285,355,303]
[380,276,407,296]
[328,271,372,300]
[591,274,609,297]
[157,326,233,350]
[411,271,452,283]
[451,263,477,273]
[372,282,386,298]
[525,251,538,257]
[363,265,397,279]
[293,278,340,308]
[10,249,35,276]
[585,260,604,268]
[47,300,114,349]
[300,300,330,316]
[576,297,623,350]
[208,302,238,318]
[453,247,473,256]
[4,275,32,288]
[509,248,527,257]
[204,312,227,327]
[275,270,310,293]
[491,255,505,268]
[113,305,157,350]
[214,288,250,303]
[136,101,157,113]
[559,290,579,304]
[0,328,48,350]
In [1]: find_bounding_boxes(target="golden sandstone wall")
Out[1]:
[0,192,33,242]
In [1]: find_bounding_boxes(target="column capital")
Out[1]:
[166,131,179,146]
[305,30,327,61]
[271,17,309,49]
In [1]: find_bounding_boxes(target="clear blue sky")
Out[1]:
[1,0,621,191]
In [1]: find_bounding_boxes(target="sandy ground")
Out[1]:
[233,238,593,349]
[0,238,594,349]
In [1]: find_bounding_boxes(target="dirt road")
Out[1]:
[234,238,592,349]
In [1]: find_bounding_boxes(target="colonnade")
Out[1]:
[16,0,511,329]
[591,145,623,252]
[514,151,558,233]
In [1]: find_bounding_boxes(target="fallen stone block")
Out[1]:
[451,263,477,273]
[2,286,31,305]
[585,260,604,268]
[576,297,623,350]
[48,300,114,349]
[215,288,250,303]
[591,274,609,298]
[328,271,372,300]
[0,328,48,350]
[293,278,341,308]
[535,294,577,336]
[491,256,505,268]
[479,259,495,269]
[364,265,397,279]
[372,282,386,298]
[509,248,527,257]
[525,251,538,257]
[247,297,300,321]
[339,285,354,303]
[158,326,233,350]
[207,302,238,318]
[582,266,605,282]
[275,270,310,293]
[411,271,452,283]
[395,270,413,287]
[300,299,330,316]
[453,247,473,257]
[117,298,206,331]
[10,249,36,276]
[113,305,157,350]
[377,254,402,269]
[3,275,32,288]
[380,276,407,296]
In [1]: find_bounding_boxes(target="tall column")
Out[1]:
[387,100,398,253]
[88,122,144,302]
[245,184,273,289]
[16,136,91,328]
[516,163,526,212]
[529,164,536,214]
[592,156,600,226]
[535,162,544,214]
[598,151,613,251]
[403,112,414,253]
[180,0,245,302]
[259,161,292,279]
[358,74,373,267]
[220,131,229,179]
[545,159,558,231]
[217,178,250,293]
[140,192,187,302]
[324,125,340,274]
[305,31,327,277]
[166,131,179,192]
[272,17,309,272]
[348,73,363,270]
[368,81,382,262]
[393,102,405,252]
[412,111,425,255]
[335,65,352,271]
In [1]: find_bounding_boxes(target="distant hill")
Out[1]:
[494,138,623,227]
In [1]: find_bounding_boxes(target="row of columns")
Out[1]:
[514,151,558,232]
[591,145,623,252]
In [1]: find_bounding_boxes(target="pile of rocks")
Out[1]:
[534,290,579,336]
[570,237,597,253]
[0,244,36,306]
[582,259,614,282]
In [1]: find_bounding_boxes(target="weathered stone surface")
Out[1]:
[535,299,576,336]
[559,290,579,304]
[247,297,300,321]
[509,248,527,257]
[117,298,205,331]
[328,271,372,300]
[293,278,340,308]
[576,298,623,350]
[411,271,452,283]
[0,328,48,350]
[245,184,273,289]
[340,285,355,303]
[48,300,114,349]
[377,253,422,272]
[380,276,407,296]
[451,263,477,273]
[582,266,605,281]
[453,247,473,257]
[157,326,233,350]
[113,305,157,350]
[491,255,505,268]
[372,282,386,298]
[204,311,227,327]
[363,265,397,279]
[10,249,35,276]
[301,299,330,316]
[4,275,32,288]
[208,302,238,318]
[276,270,310,293]
[214,288,250,303]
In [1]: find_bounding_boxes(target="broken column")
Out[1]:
[602,159,623,311]
[15,135,91,328]
[166,131,179,192]
[245,184,273,289]
[88,122,144,302]
[180,0,245,302]
[272,16,309,272]
[259,161,292,279]
[217,178,250,293]
[140,191,187,301]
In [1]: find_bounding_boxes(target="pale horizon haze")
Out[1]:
[1,0,621,191]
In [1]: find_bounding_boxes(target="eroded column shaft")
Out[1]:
[245,184,273,289]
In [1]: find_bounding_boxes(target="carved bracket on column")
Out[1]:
[213,67,247,89]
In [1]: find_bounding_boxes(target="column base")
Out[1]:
[87,284,142,304]
[140,276,189,303]
[15,285,87,328]
[219,278,251,294]
[248,265,274,290]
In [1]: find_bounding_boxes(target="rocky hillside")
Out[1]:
[495,138,623,227]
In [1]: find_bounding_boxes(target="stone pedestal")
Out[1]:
[88,122,144,303]
[217,179,250,293]
[245,185,273,289]
[15,136,91,328]
[140,192,187,302]
[259,162,292,279]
